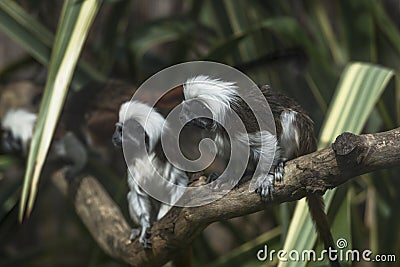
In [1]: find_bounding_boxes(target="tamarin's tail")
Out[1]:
[306,194,341,267]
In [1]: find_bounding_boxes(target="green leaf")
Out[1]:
[205,16,308,61]
[222,0,255,61]
[208,227,281,267]
[313,1,347,67]
[0,155,16,170]
[370,0,400,57]
[0,178,21,222]
[0,0,104,89]
[129,19,196,64]
[19,0,102,221]
[279,62,394,267]
[319,62,394,146]
[0,1,50,65]
[205,33,247,61]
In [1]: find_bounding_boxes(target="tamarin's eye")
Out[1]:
[2,130,6,138]
[144,134,149,149]
[2,129,11,139]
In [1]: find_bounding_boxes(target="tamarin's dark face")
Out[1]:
[1,127,22,154]
[112,122,123,147]
[179,99,214,130]
[112,119,149,153]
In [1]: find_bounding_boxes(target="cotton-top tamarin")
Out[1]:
[0,81,41,155]
[112,100,188,248]
[0,81,87,178]
[179,76,339,267]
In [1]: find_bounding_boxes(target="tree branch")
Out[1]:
[52,127,400,267]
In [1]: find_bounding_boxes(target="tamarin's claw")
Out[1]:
[130,227,152,248]
[274,161,285,183]
[139,228,152,249]
[255,173,275,200]
[256,161,285,200]
[140,236,152,249]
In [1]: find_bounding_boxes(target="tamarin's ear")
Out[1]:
[156,85,184,108]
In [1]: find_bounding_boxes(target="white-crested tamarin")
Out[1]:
[112,100,188,248]
[179,76,339,267]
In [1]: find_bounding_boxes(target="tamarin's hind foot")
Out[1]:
[274,161,285,183]
[137,227,152,249]
[255,161,286,200]
[208,161,284,197]
[140,236,152,249]
[255,173,275,201]
[130,227,151,249]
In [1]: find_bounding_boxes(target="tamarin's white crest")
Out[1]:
[118,101,165,152]
[113,100,188,248]
[1,108,37,154]
[184,75,239,123]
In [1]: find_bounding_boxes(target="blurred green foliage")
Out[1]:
[0,0,399,267]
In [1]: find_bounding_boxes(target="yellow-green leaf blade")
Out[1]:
[19,0,102,221]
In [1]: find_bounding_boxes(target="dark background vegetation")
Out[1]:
[0,1,399,266]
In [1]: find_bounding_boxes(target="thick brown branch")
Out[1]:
[52,127,400,267]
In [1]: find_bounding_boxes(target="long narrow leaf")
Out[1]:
[0,0,104,89]
[279,62,394,267]
[313,1,347,67]
[19,0,102,221]
[209,227,281,267]
[0,3,50,66]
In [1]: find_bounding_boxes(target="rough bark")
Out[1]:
[52,128,400,267]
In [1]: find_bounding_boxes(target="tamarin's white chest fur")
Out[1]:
[127,153,187,221]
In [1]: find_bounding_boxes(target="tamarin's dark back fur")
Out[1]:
[261,85,317,156]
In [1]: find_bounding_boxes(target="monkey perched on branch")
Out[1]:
[179,76,340,267]
[112,100,189,248]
